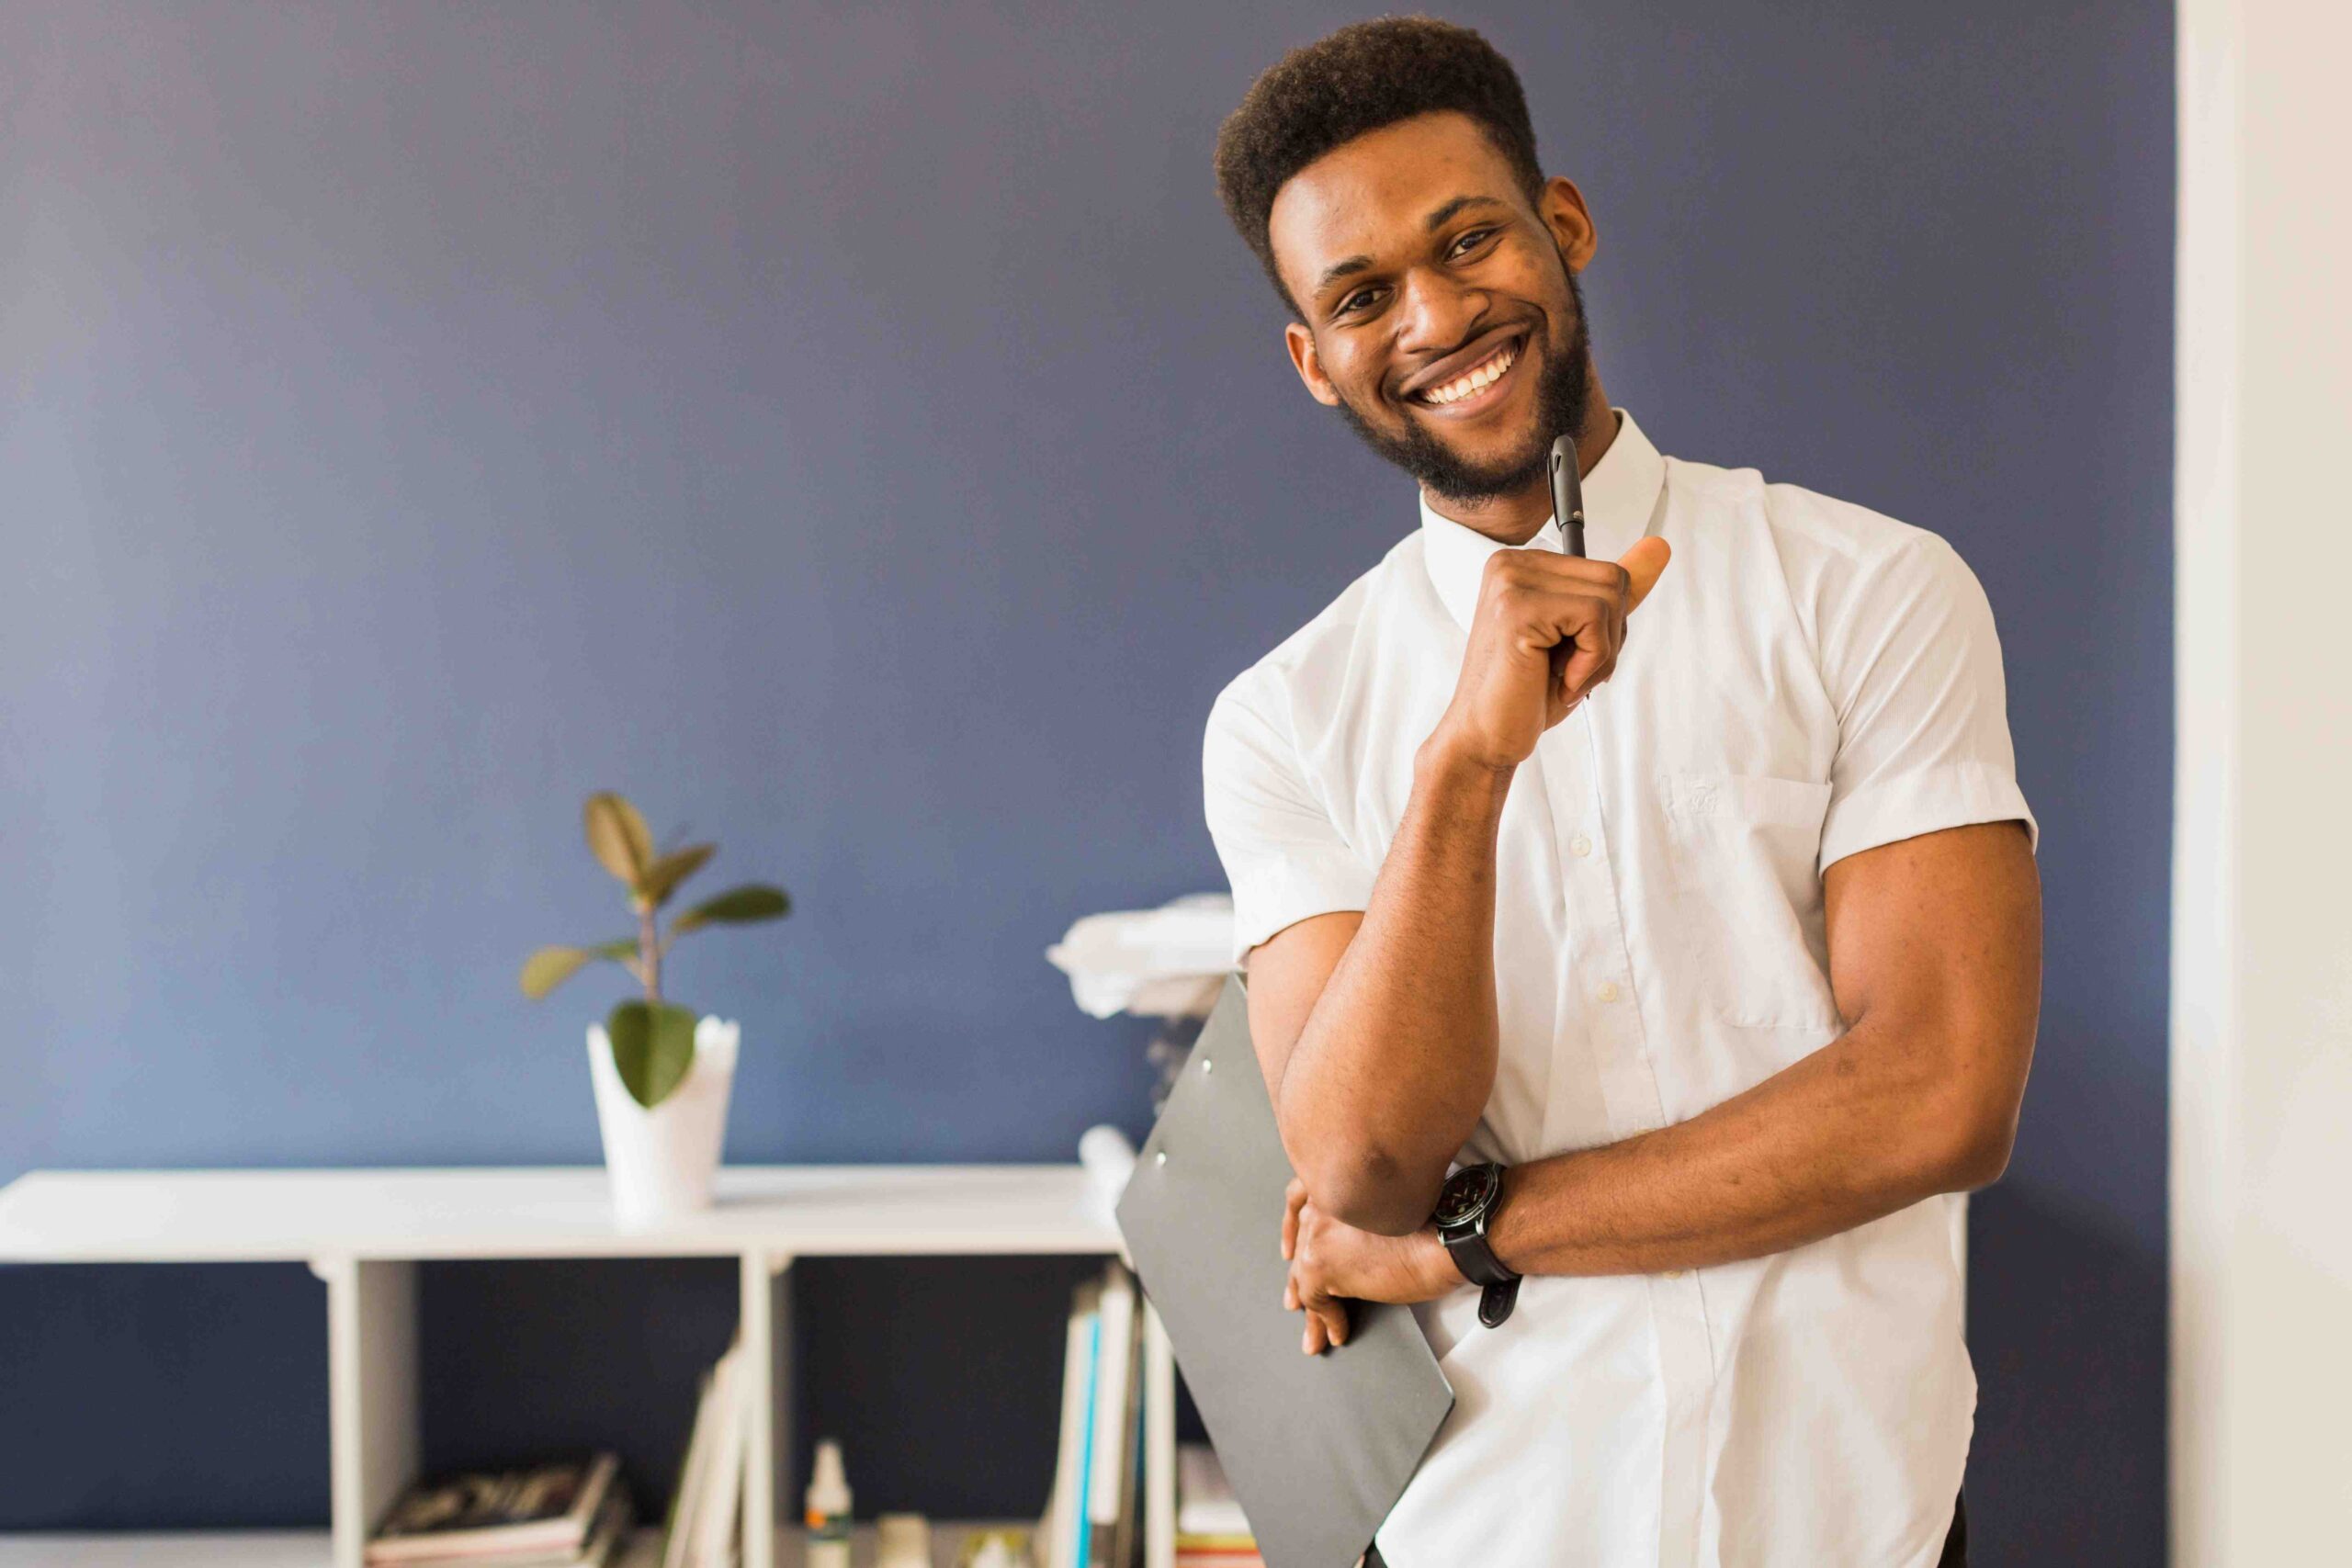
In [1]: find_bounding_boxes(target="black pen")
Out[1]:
[1548,432,1587,558]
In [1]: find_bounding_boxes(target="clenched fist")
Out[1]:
[1427,536,1672,773]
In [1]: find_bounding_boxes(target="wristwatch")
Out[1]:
[1432,1162,1521,1327]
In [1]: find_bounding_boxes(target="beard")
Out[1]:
[1331,264,1594,506]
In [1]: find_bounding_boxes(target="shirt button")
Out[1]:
[1662,1269,1686,1280]
[1595,981,1621,1003]
[1569,834,1592,857]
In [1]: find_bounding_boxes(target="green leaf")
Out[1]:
[639,843,717,907]
[605,999,699,1109]
[519,945,593,999]
[522,940,643,999]
[671,884,790,935]
[582,793,655,889]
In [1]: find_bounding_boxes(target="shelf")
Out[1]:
[0,1525,1036,1568]
[0,1167,1122,1264]
[0,1536,327,1568]
[644,1521,1036,1568]
[0,1168,1170,1568]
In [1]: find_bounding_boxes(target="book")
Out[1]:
[1074,1292,1103,1568]
[1046,1268,1162,1568]
[693,1340,750,1568]
[1045,1280,1102,1568]
[366,1452,619,1563]
[1107,1269,1148,1568]
[1175,1445,1249,1540]
[662,1361,722,1568]
[1144,1307,1175,1568]
[1044,1269,1161,1568]
[664,1337,749,1568]
[375,1485,633,1568]
[575,1490,633,1568]
[1089,1263,1136,1529]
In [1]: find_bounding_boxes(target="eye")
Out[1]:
[1336,286,1384,317]
[1450,227,1498,258]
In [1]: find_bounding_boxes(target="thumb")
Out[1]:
[1618,536,1673,612]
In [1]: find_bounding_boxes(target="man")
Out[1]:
[1200,17,2040,1568]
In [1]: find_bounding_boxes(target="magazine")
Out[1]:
[366,1451,620,1563]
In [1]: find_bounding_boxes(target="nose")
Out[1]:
[1394,265,1491,367]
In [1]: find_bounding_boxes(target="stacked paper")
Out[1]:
[1046,893,1234,1019]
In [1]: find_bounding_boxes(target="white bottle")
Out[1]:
[805,1438,853,1568]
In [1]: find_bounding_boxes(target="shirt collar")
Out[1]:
[1419,408,1666,632]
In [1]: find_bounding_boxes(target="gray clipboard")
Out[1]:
[1115,973,1453,1568]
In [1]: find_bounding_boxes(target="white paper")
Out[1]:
[1045,892,1234,1019]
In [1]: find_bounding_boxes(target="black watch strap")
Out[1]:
[1443,1224,1515,1288]
[1478,1276,1521,1328]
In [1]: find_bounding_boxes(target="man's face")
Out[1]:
[1268,111,1598,504]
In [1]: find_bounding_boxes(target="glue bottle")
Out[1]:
[806,1438,853,1568]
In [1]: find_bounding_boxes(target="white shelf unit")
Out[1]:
[0,1166,1175,1568]
[0,1522,1059,1568]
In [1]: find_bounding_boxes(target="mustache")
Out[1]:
[1397,314,1543,400]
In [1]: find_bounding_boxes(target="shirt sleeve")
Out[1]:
[1815,532,2039,872]
[1202,674,1376,967]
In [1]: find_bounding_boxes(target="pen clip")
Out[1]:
[1548,433,1587,558]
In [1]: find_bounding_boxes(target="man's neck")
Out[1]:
[1423,400,1622,547]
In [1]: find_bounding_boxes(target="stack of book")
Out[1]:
[659,1335,755,1568]
[365,1451,632,1568]
[1173,1445,1259,1568]
[1039,1260,1151,1568]
[364,1333,755,1568]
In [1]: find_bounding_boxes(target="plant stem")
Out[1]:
[639,902,662,1003]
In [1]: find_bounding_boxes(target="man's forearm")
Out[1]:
[1477,1011,2008,1279]
[1275,739,1513,1235]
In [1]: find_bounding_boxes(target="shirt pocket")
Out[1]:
[1657,770,1842,1030]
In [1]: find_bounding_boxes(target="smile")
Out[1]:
[1410,333,1525,412]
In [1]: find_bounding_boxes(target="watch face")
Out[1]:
[1433,1164,1500,1229]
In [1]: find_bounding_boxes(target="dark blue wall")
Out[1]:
[1,2,2171,1555]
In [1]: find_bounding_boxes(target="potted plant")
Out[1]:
[520,791,789,1223]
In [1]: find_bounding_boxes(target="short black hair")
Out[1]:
[1214,16,1544,316]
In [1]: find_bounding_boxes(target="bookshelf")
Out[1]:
[0,1167,1176,1568]
[0,1522,1073,1568]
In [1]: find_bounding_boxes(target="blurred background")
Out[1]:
[2,1,2177,1560]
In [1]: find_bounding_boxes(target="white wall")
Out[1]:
[2172,0,2352,1558]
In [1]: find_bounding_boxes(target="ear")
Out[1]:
[1283,321,1343,407]
[1537,175,1599,274]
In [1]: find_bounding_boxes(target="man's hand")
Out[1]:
[1281,1177,1464,1354]
[1428,536,1672,773]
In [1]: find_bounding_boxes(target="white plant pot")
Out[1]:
[587,1015,739,1225]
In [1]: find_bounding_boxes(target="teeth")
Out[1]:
[1422,340,1517,405]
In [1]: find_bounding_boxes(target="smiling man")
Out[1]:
[1199,17,2041,1568]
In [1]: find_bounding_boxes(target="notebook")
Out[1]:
[1115,973,1453,1568]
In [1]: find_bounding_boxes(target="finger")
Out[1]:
[1283,1274,1298,1312]
[1552,592,1627,700]
[1304,1312,1329,1355]
[1319,1297,1351,1348]
[1485,549,1628,592]
[1283,1179,1306,1260]
[1618,536,1672,611]
[1566,633,1624,704]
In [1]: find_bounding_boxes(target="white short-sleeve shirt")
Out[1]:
[1201,409,2034,1568]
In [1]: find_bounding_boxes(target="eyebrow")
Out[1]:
[1424,193,1507,231]
[1310,194,1513,299]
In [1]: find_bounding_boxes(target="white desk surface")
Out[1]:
[0,1165,1122,1264]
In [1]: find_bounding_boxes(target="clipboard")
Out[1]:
[1115,973,1453,1568]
